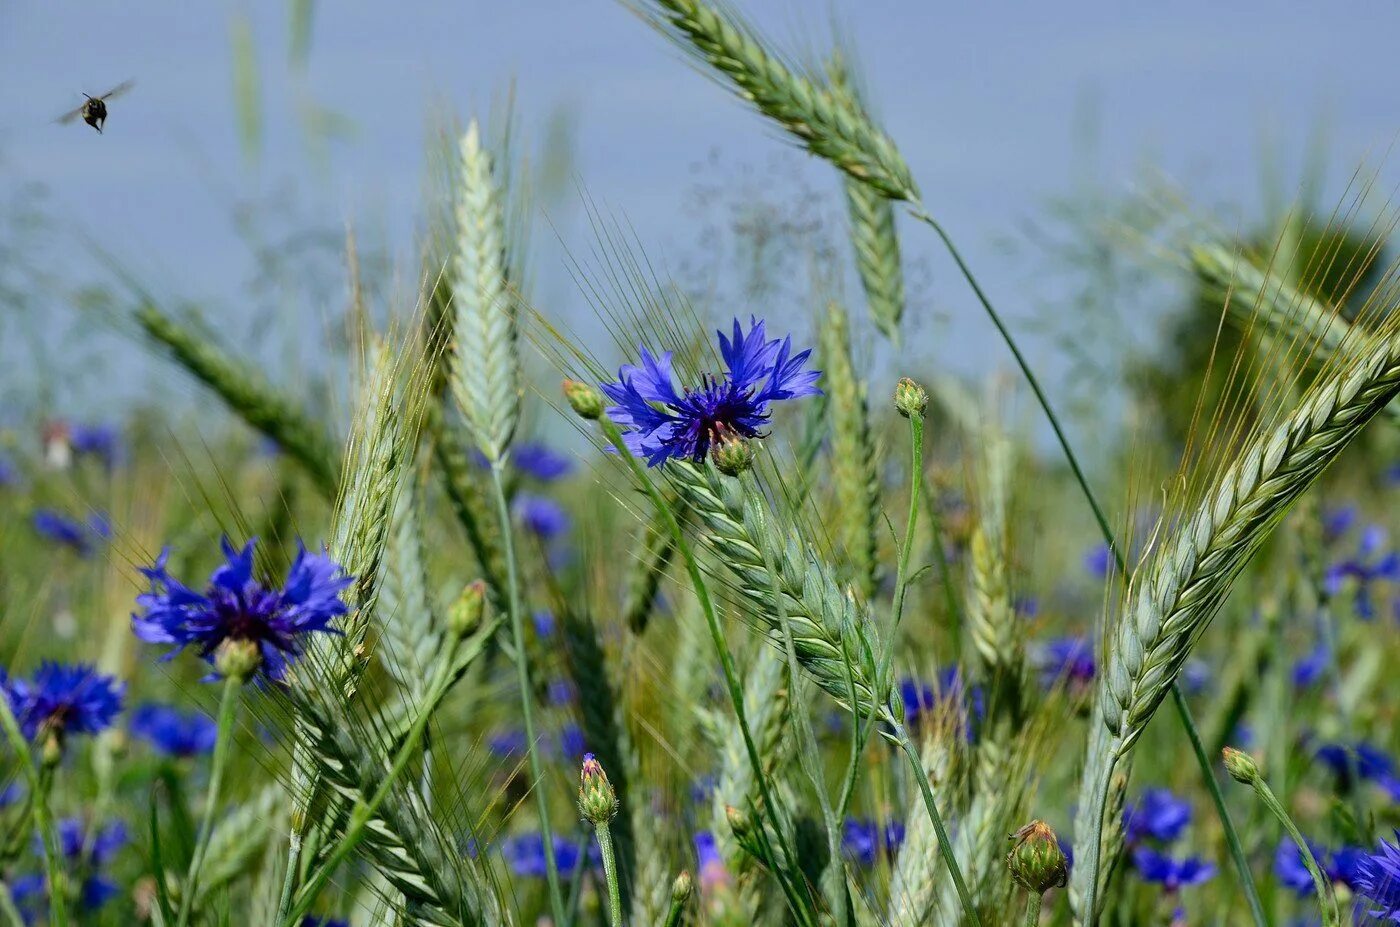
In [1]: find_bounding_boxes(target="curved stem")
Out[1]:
[594,822,624,927]
[1252,777,1339,926]
[1024,891,1043,927]
[909,205,1265,926]
[892,719,982,926]
[879,413,924,686]
[175,676,241,927]
[489,462,568,926]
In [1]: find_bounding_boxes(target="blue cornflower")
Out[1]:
[0,456,18,488]
[1276,838,1368,896]
[5,662,124,743]
[1130,846,1215,892]
[1323,524,1400,620]
[1084,543,1112,578]
[1292,644,1329,689]
[70,423,122,469]
[532,610,557,638]
[694,830,730,889]
[601,317,821,467]
[487,729,527,758]
[31,509,108,557]
[841,818,905,866]
[1039,636,1096,690]
[503,833,596,878]
[1354,831,1400,921]
[1123,788,1191,844]
[515,494,570,539]
[132,537,352,682]
[547,678,577,706]
[514,443,575,482]
[12,818,127,919]
[558,723,586,760]
[129,704,217,758]
[301,919,348,927]
[898,677,937,727]
[1315,741,1400,799]
[1323,505,1358,543]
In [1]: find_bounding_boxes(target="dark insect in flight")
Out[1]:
[57,80,135,134]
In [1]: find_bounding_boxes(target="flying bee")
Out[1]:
[57,80,134,134]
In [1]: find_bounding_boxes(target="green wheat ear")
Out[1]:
[133,302,341,497]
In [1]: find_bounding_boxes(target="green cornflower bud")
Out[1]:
[214,638,261,683]
[725,804,753,840]
[578,753,619,825]
[448,580,487,638]
[1007,820,1068,894]
[894,376,928,419]
[712,434,755,477]
[671,870,692,903]
[1222,747,1261,785]
[563,379,605,420]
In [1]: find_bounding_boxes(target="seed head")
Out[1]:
[894,377,928,419]
[1222,747,1260,785]
[563,379,604,420]
[712,434,756,477]
[1007,820,1068,894]
[578,752,618,825]
[449,580,487,638]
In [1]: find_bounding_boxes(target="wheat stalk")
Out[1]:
[623,504,679,635]
[379,467,442,701]
[1071,319,1400,920]
[819,301,881,600]
[633,0,917,201]
[134,302,341,497]
[450,121,520,463]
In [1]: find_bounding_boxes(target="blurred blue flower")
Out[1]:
[1322,505,1358,543]
[0,456,18,487]
[488,729,527,758]
[515,494,570,539]
[130,704,217,758]
[301,918,348,927]
[1354,831,1400,921]
[532,610,556,638]
[514,443,575,482]
[31,509,107,556]
[547,678,577,706]
[133,537,352,682]
[12,818,127,919]
[1277,838,1368,896]
[1324,524,1400,620]
[602,317,821,466]
[1292,644,1329,689]
[1123,788,1191,844]
[1130,846,1215,891]
[1083,543,1112,579]
[1314,741,1400,799]
[841,818,905,866]
[1180,660,1210,695]
[5,662,124,741]
[694,829,730,888]
[1039,636,1096,689]
[558,723,586,760]
[503,833,596,878]
[70,423,123,469]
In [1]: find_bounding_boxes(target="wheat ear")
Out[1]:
[1072,321,1400,920]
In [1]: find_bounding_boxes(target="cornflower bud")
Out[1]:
[894,376,929,419]
[449,580,487,638]
[1222,746,1261,785]
[578,752,619,825]
[712,434,755,477]
[1007,820,1069,894]
[563,379,605,420]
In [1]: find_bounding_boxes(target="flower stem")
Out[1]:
[908,206,1265,927]
[878,412,924,687]
[892,719,982,927]
[0,697,64,926]
[488,461,568,927]
[593,821,624,927]
[662,877,689,927]
[1023,891,1042,927]
[175,675,241,927]
[1250,776,1340,926]
[0,884,24,927]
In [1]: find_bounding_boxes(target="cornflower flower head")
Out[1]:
[514,493,570,539]
[1275,838,1367,896]
[1083,543,1112,578]
[1323,524,1400,620]
[840,818,905,866]
[70,422,123,469]
[693,830,729,890]
[1129,846,1216,892]
[5,661,124,747]
[132,537,352,683]
[1354,831,1400,922]
[31,509,107,557]
[1323,505,1358,544]
[601,317,821,467]
[1314,741,1400,798]
[12,818,127,919]
[503,833,595,878]
[1123,788,1192,844]
[1039,636,1096,691]
[1292,643,1329,689]
[514,442,574,481]
[129,704,217,758]
[300,918,349,927]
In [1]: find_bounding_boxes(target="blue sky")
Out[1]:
[2,1,1398,420]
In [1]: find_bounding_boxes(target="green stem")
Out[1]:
[892,719,982,927]
[595,822,624,927]
[1252,777,1339,926]
[0,884,24,927]
[0,697,64,927]
[488,461,568,926]
[1024,891,1043,927]
[879,413,924,687]
[909,205,1265,927]
[597,417,812,922]
[1174,686,1269,927]
[175,676,241,927]
[661,875,690,927]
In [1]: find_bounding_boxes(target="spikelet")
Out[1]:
[827,59,906,343]
[624,504,679,635]
[379,466,442,700]
[196,784,283,903]
[635,0,917,201]
[1071,314,1400,917]
[450,121,520,463]
[819,301,881,600]
[133,303,341,497]
[426,405,507,610]
[887,731,956,927]
[665,460,886,720]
